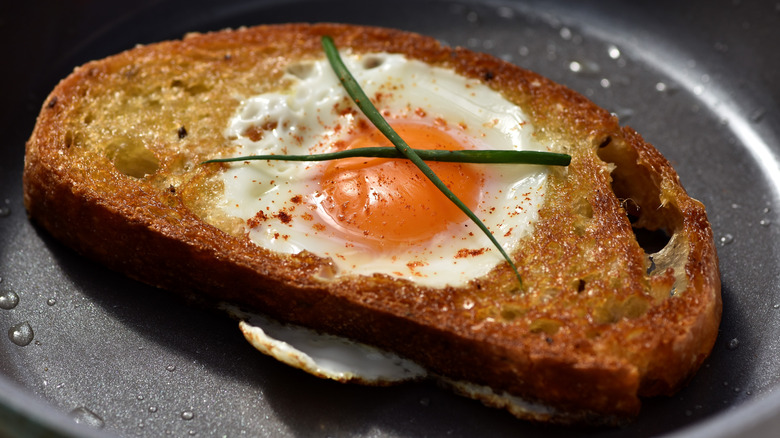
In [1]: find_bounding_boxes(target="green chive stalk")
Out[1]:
[203,147,571,166]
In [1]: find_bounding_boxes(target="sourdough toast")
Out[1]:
[23,23,721,424]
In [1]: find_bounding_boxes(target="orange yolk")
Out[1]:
[317,121,484,251]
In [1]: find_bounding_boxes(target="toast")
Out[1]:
[23,23,721,425]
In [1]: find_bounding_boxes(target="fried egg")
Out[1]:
[220,51,548,287]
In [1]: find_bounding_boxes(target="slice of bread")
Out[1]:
[23,23,721,424]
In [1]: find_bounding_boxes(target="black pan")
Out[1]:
[1,0,779,436]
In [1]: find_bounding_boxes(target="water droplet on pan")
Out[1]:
[568,59,600,75]
[607,44,621,59]
[8,321,34,346]
[517,45,530,56]
[46,298,57,306]
[69,407,105,429]
[727,338,740,350]
[166,365,176,372]
[719,234,734,246]
[181,410,195,421]
[759,218,771,227]
[0,290,20,310]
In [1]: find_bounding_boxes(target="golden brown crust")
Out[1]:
[23,23,721,424]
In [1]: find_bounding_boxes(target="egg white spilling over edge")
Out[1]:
[225,305,554,418]
[224,305,426,384]
[220,52,549,288]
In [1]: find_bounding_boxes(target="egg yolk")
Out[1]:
[317,121,484,251]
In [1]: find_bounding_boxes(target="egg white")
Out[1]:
[226,306,427,384]
[224,304,554,418]
[219,51,548,287]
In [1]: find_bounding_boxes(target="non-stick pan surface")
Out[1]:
[1,1,779,437]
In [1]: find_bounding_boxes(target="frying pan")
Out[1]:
[1,0,779,436]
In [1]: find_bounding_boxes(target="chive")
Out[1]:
[321,35,524,286]
[203,147,571,166]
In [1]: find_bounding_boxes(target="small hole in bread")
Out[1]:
[361,56,385,70]
[104,136,160,178]
[500,304,526,322]
[286,62,316,80]
[597,136,680,255]
[630,217,671,255]
[63,130,84,148]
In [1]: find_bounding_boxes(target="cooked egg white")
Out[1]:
[227,306,554,419]
[219,51,549,287]
[223,305,426,384]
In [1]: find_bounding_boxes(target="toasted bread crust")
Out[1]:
[23,23,720,424]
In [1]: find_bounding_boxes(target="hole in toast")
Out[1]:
[170,79,210,95]
[628,213,672,255]
[500,304,527,321]
[185,83,210,95]
[63,130,84,148]
[361,55,385,70]
[286,62,316,80]
[104,136,160,178]
[596,133,688,296]
[572,197,593,235]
